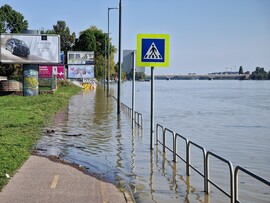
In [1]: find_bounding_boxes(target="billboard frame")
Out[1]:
[0,33,61,64]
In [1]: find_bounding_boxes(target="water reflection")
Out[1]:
[36,85,237,203]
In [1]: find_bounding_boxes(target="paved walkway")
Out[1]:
[0,156,133,203]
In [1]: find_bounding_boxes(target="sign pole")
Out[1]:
[117,0,122,115]
[150,66,154,149]
[136,33,169,150]
[132,51,136,130]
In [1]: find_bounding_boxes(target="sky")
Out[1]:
[1,0,270,74]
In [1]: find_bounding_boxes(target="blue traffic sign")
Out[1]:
[141,38,165,63]
[136,34,169,67]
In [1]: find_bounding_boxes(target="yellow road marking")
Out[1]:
[50,175,59,189]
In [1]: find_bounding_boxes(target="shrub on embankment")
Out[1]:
[0,81,81,190]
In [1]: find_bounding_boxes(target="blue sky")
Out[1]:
[1,0,270,74]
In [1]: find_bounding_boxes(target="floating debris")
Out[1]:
[65,133,83,137]
[46,129,55,135]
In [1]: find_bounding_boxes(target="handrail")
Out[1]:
[121,102,143,129]
[155,123,269,203]
[206,151,234,203]
[156,124,164,145]
[174,133,189,172]
[234,166,270,203]
[163,128,175,153]
[187,141,207,177]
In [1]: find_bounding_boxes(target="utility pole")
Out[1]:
[117,0,122,114]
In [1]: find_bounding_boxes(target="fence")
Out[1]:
[121,102,143,129]
[156,123,270,203]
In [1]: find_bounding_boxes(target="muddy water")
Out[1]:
[36,81,270,203]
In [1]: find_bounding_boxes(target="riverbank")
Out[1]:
[0,80,81,190]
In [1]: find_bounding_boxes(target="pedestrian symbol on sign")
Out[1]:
[143,43,162,60]
[136,34,169,67]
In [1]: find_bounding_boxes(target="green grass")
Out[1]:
[0,81,81,190]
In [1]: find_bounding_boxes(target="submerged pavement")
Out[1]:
[0,155,133,203]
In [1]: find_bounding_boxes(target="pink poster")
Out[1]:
[39,66,65,78]
[57,66,65,78]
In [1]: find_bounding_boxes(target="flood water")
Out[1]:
[36,80,270,203]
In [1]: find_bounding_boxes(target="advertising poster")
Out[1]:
[23,65,39,96]
[68,65,94,79]
[39,65,65,79]
[0,34,60,64]
[67,51,94,65]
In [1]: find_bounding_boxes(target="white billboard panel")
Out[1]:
[67,51,94,65]
[0,34,60,64]
[68,65,94,79]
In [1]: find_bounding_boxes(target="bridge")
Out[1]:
[146,74,250,80]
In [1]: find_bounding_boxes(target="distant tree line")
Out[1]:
[238,66,270,80]
[250,67,270,80]
[126,72,146,81]
[0,4,119,81]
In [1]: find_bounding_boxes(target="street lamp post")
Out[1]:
[103,33,107,93]
[117,0,122,114]
[107,7,118,97]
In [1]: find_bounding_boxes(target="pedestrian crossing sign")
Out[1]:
[136,34,169,67]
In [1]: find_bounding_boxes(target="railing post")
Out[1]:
[163,128,166,152]
[234,167,239,203]
[173,132,176,162]
[205,152,210,194]
[187,142,190,176]
[155,124,159,145]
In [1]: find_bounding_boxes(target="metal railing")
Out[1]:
[121,102,143,128]
[155,123,270,203]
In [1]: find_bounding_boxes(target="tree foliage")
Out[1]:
[0,5,28,80]
[74,29,96,51]
[74,26,117,80]
[250,67,269,80]
[238,66,243,74]
[0,5,120,82]
[0,4,28,33]
[126,72,146,81]
[53,21,75,53]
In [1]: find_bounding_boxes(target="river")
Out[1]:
[36,80,270,203]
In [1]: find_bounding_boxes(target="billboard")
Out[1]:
[68,65,94,79]
[0,33,60,64]
[67,51,94,65]
[39,65,65,79]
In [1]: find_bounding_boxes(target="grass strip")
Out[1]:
[0,80,81,190]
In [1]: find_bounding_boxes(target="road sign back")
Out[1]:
[136,34,169,67]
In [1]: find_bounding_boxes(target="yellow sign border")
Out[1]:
[136,34,170,67]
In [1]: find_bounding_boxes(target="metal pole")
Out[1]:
[104,33,106,93]
[107,8,110,97]
[117,0,122,115]
[150,66,154,149]
[132,51,135,129]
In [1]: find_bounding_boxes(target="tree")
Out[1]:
[0,4,28,33]
[40,28,55,34]
[0,64,14,79]
[0,5,28,80]
[53,20,74,53]
[250,67,268,80]
[238,66,243,74]
[74,26,117,80]
[74,29,96,51]
[268,71,270,80]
